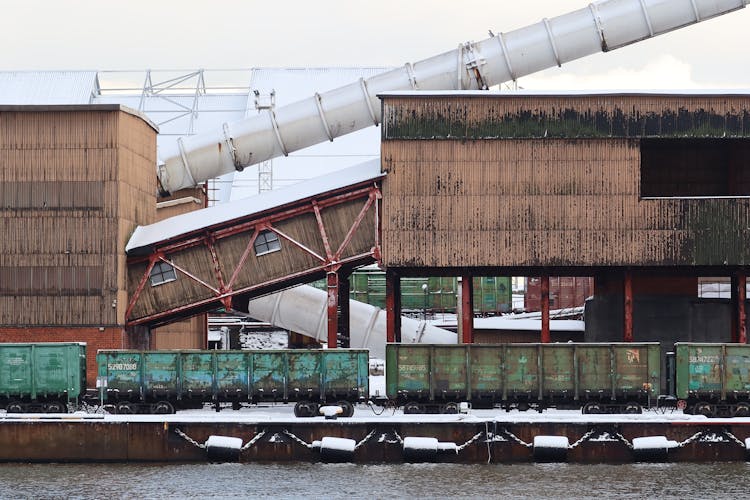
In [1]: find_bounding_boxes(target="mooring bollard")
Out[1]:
[533,436,570,462]
[205,435,243,462]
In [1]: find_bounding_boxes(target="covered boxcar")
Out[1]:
[386,343,661,414]
[97,349,369,416]
[675,343,750,417]
[0,342,87,413]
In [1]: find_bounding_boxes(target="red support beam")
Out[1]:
[624,270,634,342]
[461,276,474,344]
[338,270,351,348]
[326,271,339,349]
[737,272,747,344]
[386,269,401,343]
[540,275,550,343]
[126,182,383,327]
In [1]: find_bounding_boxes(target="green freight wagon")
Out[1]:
[385,343,660,414]
[97,349,369,416]
[0,342,87,413]
[674,343,750,417]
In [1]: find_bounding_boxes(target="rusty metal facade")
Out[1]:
[1,419,749,463]
[0,105,157,326]
[380,93,750,269]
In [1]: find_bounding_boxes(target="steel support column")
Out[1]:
[734,272,747,344]
[386,269,401,343]
[461,275,474,344]
[338,270,351,348]
[624,270,634,342]
[541,275,550,343]
[326,271,339,348]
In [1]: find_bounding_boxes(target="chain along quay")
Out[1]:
[2,406,750,464]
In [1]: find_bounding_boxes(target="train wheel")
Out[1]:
[694,401,714,417]
[294,401,315,418]
[45,401,66,413]
[6,402,23,413]
[231,401,241,411]
[117,403,135,414]
[517,402,530,412]
[733,402,750,417]
[337,400,354,417]
[441,402,459,414]
[582,402,602,414]
[403,401,421,415]
[152,401,174,415]
[624,403,642,414]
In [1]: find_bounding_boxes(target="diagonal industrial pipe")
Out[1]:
[246,285,456,359]
[157,0,748,195]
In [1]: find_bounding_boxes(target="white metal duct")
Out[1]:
[246,285,456,359]
[157,0,748,194]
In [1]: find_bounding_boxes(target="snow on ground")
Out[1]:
[238,330,288,350]
[4,405,749,425]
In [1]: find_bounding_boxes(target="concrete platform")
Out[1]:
[1,407,749,463]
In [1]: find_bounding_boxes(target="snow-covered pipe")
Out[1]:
[157,0,748,194]
[246,285,456,358]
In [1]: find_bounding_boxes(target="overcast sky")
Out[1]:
[2,0,748,89]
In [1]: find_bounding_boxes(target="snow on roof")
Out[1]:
[378,89,750,98]
[472,317,585,332]
[126,159,383,253]
[0,71,98,104]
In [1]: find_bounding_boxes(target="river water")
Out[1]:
[0,462,747,499]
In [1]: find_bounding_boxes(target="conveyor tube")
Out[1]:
[157,0,748,194]
[246,285,456,359]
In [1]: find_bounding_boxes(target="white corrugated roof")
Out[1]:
[0,69,390,204]
[126,159,383,253]
[228,67,391,200]
[248,67,389,107]
[0,71,98,104]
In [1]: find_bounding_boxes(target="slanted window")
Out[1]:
[149,261,177,286]
[641,139,750,198]
[254,230,281,256]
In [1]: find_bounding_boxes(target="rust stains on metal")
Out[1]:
[0,419,749,463]
[382,95,750,140]
[379,94,750,269]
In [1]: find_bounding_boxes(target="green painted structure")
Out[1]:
[313,268,512,315]
[385,343,661,413]
[97,349,369,414]
[675,343,750,408]
[0,342,86,411]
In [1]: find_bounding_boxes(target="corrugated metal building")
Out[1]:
[0,69,383,353]
[0,105,158,384]
[379,90,750,344]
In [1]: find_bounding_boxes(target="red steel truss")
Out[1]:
[125,182,382,330]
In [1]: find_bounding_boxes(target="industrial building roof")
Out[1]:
[0,103,158,131]
[0,71,98,104]
[379,89,750,97]
[126,159,383,253]
[0,69,387,203]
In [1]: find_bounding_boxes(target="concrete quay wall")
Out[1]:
[1,416,749,463]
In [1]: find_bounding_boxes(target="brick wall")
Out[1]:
[0,327,128,388]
